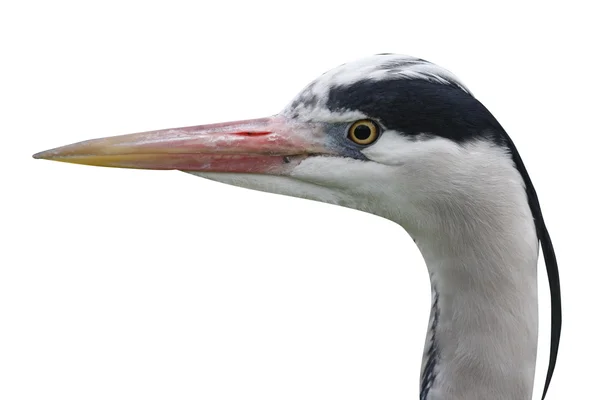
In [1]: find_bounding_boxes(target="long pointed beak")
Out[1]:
[33,116,327,174]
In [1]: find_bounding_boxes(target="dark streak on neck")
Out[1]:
[420,288,440,400]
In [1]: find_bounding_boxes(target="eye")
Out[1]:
[347,119,380,145]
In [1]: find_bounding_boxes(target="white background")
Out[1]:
[1,1,598,399]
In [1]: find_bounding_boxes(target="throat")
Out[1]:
[414,211,539,400]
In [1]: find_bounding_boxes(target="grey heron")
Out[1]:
[33,54,561,400]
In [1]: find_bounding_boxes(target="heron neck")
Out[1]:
[411,197,539,400]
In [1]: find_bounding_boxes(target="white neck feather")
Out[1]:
[415,210,538,400]
[397,142,540,400]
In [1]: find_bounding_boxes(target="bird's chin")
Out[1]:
[185,158,355,209]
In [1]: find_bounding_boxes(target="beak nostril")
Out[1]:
[235,131,271,137]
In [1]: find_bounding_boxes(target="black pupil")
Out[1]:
[354,124,372,140]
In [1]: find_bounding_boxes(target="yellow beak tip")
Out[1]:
[32,151,49,160]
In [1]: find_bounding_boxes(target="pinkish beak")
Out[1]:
[33,116,328,175]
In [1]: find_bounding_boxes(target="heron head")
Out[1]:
[33,54,518,231]
[32,54,561,400]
